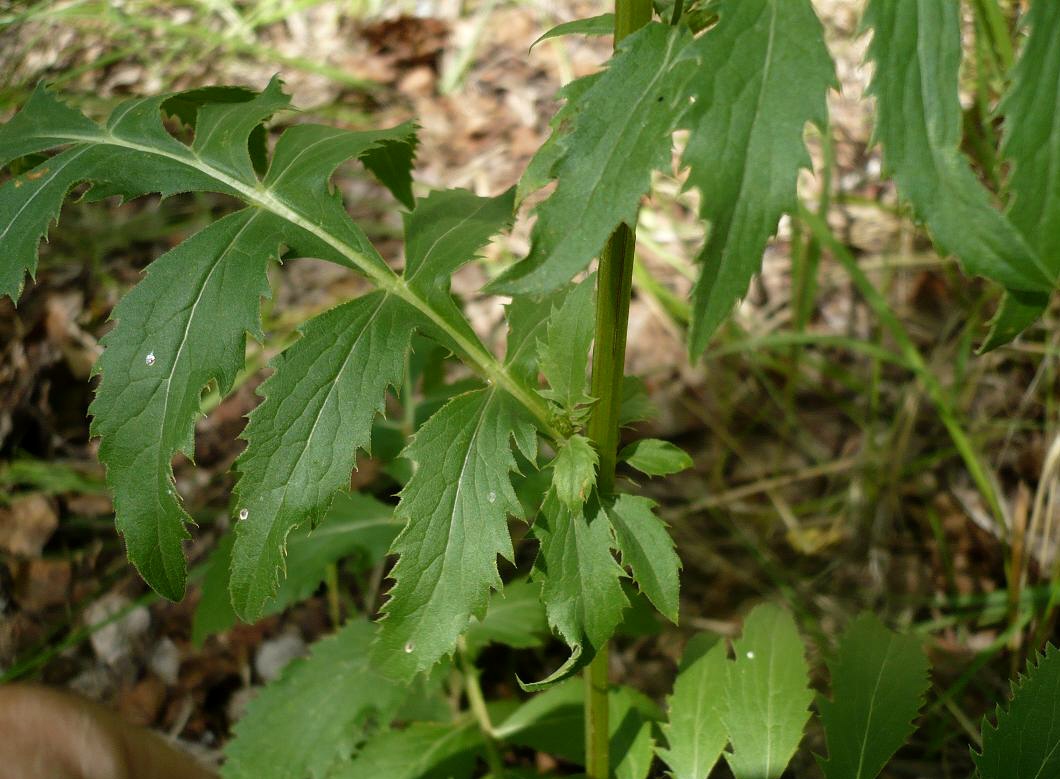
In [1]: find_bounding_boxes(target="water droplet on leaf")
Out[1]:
[238,508,249,521]
[145,351,156,366]
[404,642,414,653]
[745,651,755,660]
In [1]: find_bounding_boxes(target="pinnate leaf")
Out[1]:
[722,603,812,779]
[491,22,694,294]
[0,83,419,603]
[816,613,930,779]
[607,494,680,623]
[863,0,1052,300]
[619,438,692,476]
[974,643,1060,779]
[681,0,835,354]
[223,620,406,779]
[658,634,728,779]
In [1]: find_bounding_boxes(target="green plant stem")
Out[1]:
[582,3,652,777]
[458,640,504,778]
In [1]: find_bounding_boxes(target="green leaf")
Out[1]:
[816,613,930,779]
[658,634,728,779]
[999,0,1060,274]
[530,14,615,50]
[504,287,569,385]
[723,603,812,779]
[974,643,1060,779]
[90,209,284,599]
[983,1,1060,346]
[231,293,415,620]
[618,438,692,476]
[192,534,237,647]
[0,83,426,603]
[515,73,602,208]
[373,388,538,678]
[359,121,419,209]
[533,491,628,653]
[551,434,599,510]
[863,0,1053,296]
[491,23,694,294]
[222,620,406,779]
[619,375,657,426]
[333,719,484,779]
[465,578,550,656]
[681,0,835,354]
[606,494,680,624]
[537,276,596,413]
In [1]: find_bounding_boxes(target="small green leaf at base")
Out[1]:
[530,14,615,50]
[974,643,1060,779]
[816,613,930,779]
[619,438,692,476]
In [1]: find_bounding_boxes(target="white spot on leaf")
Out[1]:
[404,642,414,653]
[145,351,156,366]
[745,651,755,660]
[238,508,249,521]
[487,491,496,504]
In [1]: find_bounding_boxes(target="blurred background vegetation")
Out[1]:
[0,0,1056,775]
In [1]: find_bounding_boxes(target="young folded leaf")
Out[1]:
[815,613,930,779]
[551,435,599,510]
[491,22,695,294]
[723,603,812,779]
[658,634,728,779]
[223,620,406,779]
[863,0,1053,302]
[681,0,835,355]
[974,643,1060,779]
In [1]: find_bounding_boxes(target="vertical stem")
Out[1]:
[583,4,652,778]
[459,639,505,778]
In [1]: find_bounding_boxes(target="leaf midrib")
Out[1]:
[48,129,559,439]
